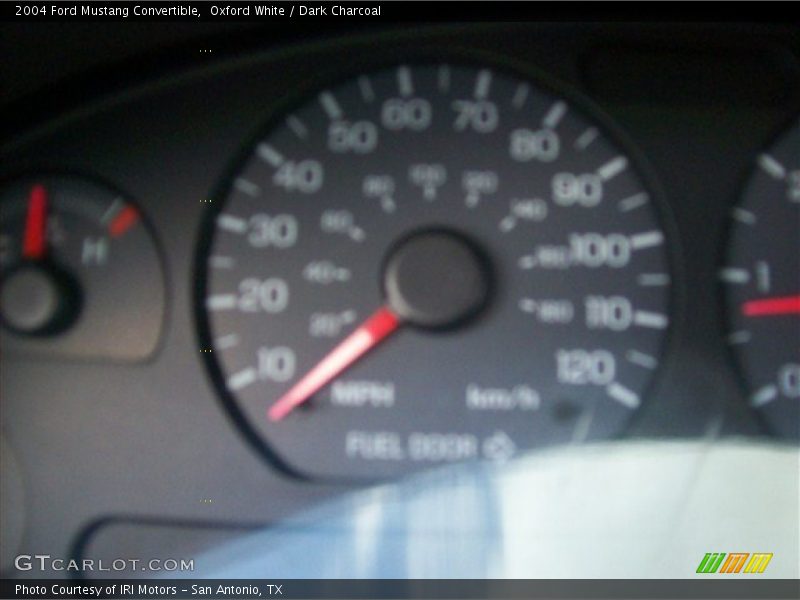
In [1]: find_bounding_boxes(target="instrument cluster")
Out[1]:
[0,24,797,537]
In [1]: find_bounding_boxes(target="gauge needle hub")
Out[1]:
[268,306,401,421]
[741,295,800,317]
[22,184,48,260]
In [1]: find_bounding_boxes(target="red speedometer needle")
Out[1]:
[22,184,48,260]
[268,306,401,422]
[742,295,800,317]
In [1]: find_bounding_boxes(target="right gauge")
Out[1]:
[721,117,800,441]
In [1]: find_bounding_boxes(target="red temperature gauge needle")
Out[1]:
[109,205,139,238]
[268,306,401,422]
[742,295,800,317]
[22,184,48,260]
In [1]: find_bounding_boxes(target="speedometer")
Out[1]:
[198,63,672,479]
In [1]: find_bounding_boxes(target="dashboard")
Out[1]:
[1,20,798,582]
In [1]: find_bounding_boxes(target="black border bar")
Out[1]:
[3,1,800,23]
[3,579,800,599]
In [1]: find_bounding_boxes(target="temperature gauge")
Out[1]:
[0,175,165,362]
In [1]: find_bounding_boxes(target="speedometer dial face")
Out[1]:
[200,64,672,479]
[722,118,800,440]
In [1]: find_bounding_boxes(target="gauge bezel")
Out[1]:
[0,168,170,363]
[717,113,800,441]
[193,47,683,482]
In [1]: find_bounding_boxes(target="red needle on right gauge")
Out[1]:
[741,295,800,317]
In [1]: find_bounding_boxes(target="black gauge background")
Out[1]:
[719,115,800,441]
[194,49,682,482]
